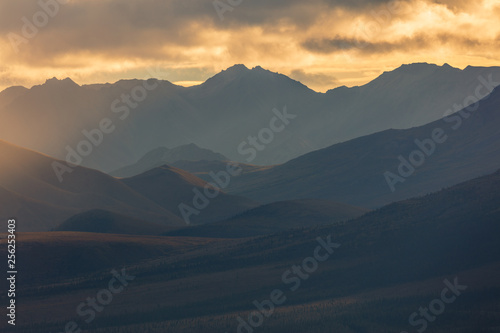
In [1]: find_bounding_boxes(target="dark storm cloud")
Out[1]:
[0,0,478,62]
[302,33,490,55]
[0,0,497,92]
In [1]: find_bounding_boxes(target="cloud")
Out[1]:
[301,33,490,55]
[0,0,499,92]
[289,69,340,91]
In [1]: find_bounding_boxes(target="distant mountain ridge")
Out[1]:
[0,140,256,231]
[164,199,369,238]
[110,143,227,178]
[226,86,500,208]
[55,209,174,235]
[1,63,499,171]
[122,165,259,225]
[0,139,183,231]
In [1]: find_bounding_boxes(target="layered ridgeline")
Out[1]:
[110,143,228,178]
[227,86,500,208]
[0,64,498,171]
[164,199,369,238]
[121,165,259,225]
[8,169,500,333]
[0,140,257,231]
[55,209,175,235]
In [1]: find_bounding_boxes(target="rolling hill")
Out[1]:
[227,86,500,208]
[6,169,500,333]
[110,143,228,178]
[122,165,260,225]
[55,209,175,235]
[0,140,185,231]
[164,199,369,238]
[0,140,257,231]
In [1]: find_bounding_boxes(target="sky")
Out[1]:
[0,0,499,93]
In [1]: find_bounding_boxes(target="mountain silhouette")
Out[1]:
[0,139,255,230]
[164,199,369,238]
[111,143,227,178]
[1,63,498,171]
[227,86,500,207]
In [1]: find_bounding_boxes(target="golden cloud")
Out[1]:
[0,0,498,92]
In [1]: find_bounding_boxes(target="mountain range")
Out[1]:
[3,82,500,231]
[1,63,499,172]
[1,61,500,333]
[110,143,227,178]
[0,140,255,231]
[164,199,369,238]
[226,86,500,208]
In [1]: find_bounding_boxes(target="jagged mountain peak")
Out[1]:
[43,77,79,88]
